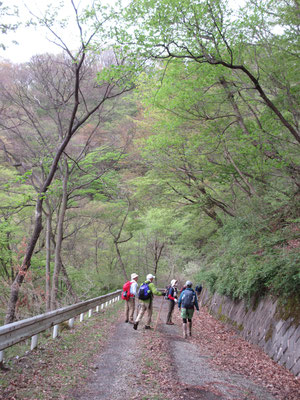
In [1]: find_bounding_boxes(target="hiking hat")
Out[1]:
[131,273,138,280]
[146,273,155,280]
[185,280,193,287]
[171,279,177,287]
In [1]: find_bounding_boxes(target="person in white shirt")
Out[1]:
[125,273,139,323]
[166,279,178,325]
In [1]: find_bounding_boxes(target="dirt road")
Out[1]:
[72,297,300,400]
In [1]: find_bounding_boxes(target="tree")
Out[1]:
[0,1,19,50]
[0,168,34,285]
[118,0,300,145]
[49,146,125,310]
[1,1,136,323]
[119,0,300,220]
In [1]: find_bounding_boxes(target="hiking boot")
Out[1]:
[133,322,138,330]
[145,325,152,330]
[125,319,129,323]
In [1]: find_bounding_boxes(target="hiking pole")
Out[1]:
[154,295,165,331]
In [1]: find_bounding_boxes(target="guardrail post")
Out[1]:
[88,309,92,318]
[96,305,99,312]
[53,325,59,339]
[80,313,84,322]
[31,335,38,350]
[68,318,75,328]
[0,351,3,363]
[101,304,104,310]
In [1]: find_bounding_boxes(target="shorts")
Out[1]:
[181,308,194,319]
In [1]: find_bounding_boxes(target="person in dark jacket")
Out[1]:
[178,281,199,338]
[166,279,178,325]
[195,284,202,299]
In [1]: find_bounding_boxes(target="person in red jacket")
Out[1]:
[125,273,139,323]
[166,279,178,325]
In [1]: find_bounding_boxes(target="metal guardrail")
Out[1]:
[0,289,122,362]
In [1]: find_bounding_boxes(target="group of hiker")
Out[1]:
[121,273,202,338]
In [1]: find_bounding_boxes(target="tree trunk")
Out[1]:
[50,164,68,311]
[5,200,43,323]
[114,240,128,281]
[45,212,52,312]
[61,263,79,302]
[153,240,165,277]
[109,201,132,282]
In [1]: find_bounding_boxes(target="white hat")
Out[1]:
[185,280,192,287]
[131,273,138,280]
[171,279,177,287]
[146,273,155,280]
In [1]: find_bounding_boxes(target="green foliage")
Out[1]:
[0,167,34,208]
[115,0,300,304]
[197,200,300,302]
[1,0,300,319]
[0,167,35,289]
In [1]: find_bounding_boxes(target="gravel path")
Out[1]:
[157,299,277,400]
[73,318,143,400]
[72,297,285,400]
[171,339,276,399]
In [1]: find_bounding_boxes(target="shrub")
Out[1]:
[196,202,300,303]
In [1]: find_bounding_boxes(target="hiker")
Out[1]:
[166,279,178,325]
[133,273,163,330]
[123,273,139,324]
[179,284,186,294]
[178,280,199,338]
[195,284,202,299]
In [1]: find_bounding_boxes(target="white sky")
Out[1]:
[0,0,103,63]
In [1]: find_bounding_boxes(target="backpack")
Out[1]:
[165,286,177,300]
[138,282,151,300]
[164,285,171,300]
[121,281,132,301]
[181,290,195,309]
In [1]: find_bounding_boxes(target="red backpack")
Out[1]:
[121,281,132,300]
